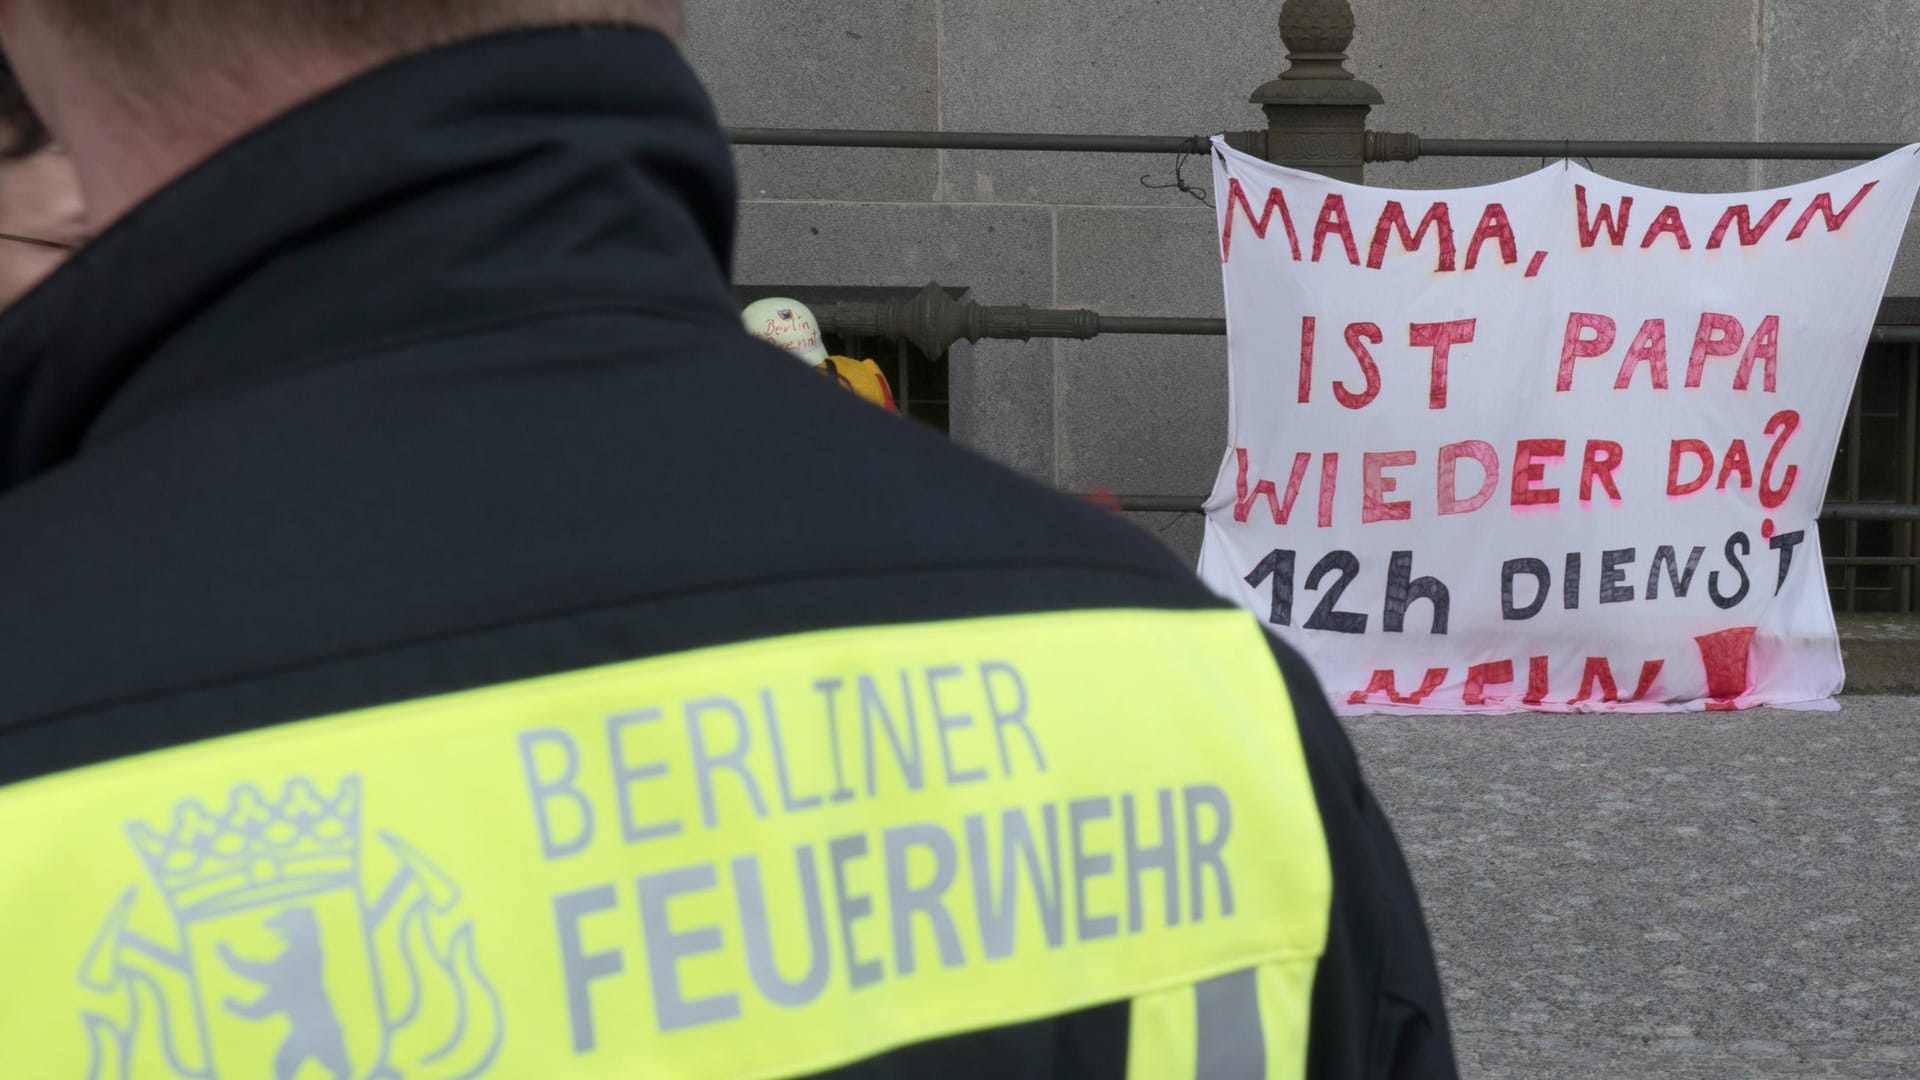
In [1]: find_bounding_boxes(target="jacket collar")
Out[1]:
[0,25,739,488]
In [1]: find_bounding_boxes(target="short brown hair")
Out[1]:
[47,0,681,58]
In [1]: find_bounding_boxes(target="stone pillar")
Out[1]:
[1249,0,1383,181]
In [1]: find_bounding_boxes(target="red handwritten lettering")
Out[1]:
[1735,315,1781,393]
[1614,318,1670,390]
[1523,656,1550,705]
[1409,319,1476,409]
[1580,440,1625,503]
[1366,200,1457,271]
[1220,178,1302,262]
[1464,203,1518,270]
[1319,453,1339,528]
[1512,439,1567,508]
[1313,193,1361,266]
[1668,440,1715,497]
[1349,667,1450,707]
[1717,440,1754,491]
[1787,182,1878,241]
[1572,658,1622,704]
[1336,323,1384,409]
[1695,627,1757,708]
[1760,410,1801,510]
[1234,447,1313,525]
[1707,197,1792,249]
[1685,313,1746,388]
[1464,660,1516,707]
[1575,185,1633,247]
[1631,661,1665,702]
[1557,313,1617,392]
[1232,448,1277,523]
[1297,316,1316,403]
[1363,451,1417,524]
[1640,204,1693,250]
[1439,441,1500,516]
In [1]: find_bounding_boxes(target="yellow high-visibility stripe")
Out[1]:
[0,608,1331,1080]
[1128,983,1199,1080]
[1256,959,1320,1080]
[1128,959,1321,1080]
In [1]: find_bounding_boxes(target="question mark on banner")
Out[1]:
[1758,409,1802,540]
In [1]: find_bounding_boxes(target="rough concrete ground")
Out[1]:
[1347,697,1920,1078]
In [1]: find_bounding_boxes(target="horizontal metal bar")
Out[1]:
[727,127,1207,155]
[1097,316,1228,336]
[1825,556,1920,567]
[728,128,1914,162]
[1112,496,1209,513]
[1825,502,1920,522]
[1418,139,1908,161]
[807,283,1920,355]
[1112,497,1920,521]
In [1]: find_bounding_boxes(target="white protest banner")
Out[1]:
[1197,139,1920,714]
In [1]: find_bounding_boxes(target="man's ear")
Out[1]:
[652,0,687,41]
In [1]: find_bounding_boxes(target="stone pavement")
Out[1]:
[1345,698,1920,1078]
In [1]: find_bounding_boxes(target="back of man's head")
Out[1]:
[46,0,683,58]
[5,0,685,223]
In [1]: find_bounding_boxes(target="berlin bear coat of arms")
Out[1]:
[78,776,503,1080]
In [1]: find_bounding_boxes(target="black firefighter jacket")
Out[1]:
[0,26,1455,1080]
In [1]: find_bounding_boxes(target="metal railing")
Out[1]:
[814,287,1920,350]
[806,284,1920,535]
[730,127,1911,164]
[730,129,1206,155]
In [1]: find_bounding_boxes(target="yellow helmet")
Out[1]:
[741,297,829,366]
